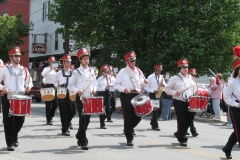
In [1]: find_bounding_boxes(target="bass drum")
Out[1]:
[131,94,153,117]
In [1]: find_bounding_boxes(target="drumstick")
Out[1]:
[83,83,92,92]
[179,86,193,94]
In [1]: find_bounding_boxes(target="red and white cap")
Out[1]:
[188,68,197,75]
[232,46,240,69]
[154,64,163,70]
[48,56,56,62]
[77,48,89,59]
[232,58,240,69]
[8,47,21,56]
[61,54,72,61]
[101,65,109,71]
[177,59,189,67]
[124,51,136,60]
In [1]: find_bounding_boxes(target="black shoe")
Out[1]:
[107,120,113,122]
[127,141,134,146]
[62,132,70,136]
[47,121,53,125]
[81,144,88,150]
[13,141,19,147]
[192,132,199,137]
[7,146,14,151]
[174,132,178,138]
[152,127,160,131]
[100,126,107,129]
[222,147,232,159]
[180,142,187,147]
[186,132,190,135]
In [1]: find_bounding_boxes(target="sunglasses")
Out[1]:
[129,60,136,63]
[11,55,22,57]
[181,66,188,69]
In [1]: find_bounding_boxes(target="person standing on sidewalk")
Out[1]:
[144,64,166,131]
[114,51,148,146]
[68,48,97,150]
[0,47,33,151]
[55,55,76,136]
[222,46,240,159]
[165,58,197,147]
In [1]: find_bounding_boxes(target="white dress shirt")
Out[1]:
[223,78,240,107]
[144,73,166,93]
[55,69,72,88]
[0,64,33,92]
[113,66,146,92]
[97,75,108,91]
[68,65,97,95]
[41,67,57,86]
[164,73,196,102]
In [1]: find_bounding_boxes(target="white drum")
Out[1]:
[151,99,160,111]
[57,87,67,99]
[115,98,122,110]
[69,91,76,101]
[41,88,55,101]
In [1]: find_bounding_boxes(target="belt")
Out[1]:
[173,99,188,103]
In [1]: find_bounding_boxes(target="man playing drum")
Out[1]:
[165,58,197,147]
[144,64,166,131]
[55,55,76,136]
[0,47,33,151]
[113,51,148,146]
[68,48,97,150]
[41,56,58,125]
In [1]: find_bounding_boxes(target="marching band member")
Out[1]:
[222,46,240,159]
[113,51,148,146]
[41,56,58,125]
[186,68,199,137]
[0,47,33,151]
[55,55,76,136]
[144,64,166,131]
[97,64,112,129]
[68,48,97,150]
[107,65,116,122]
[165,58,197,147]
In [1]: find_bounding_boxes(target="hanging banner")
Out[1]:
[32,43,46,54]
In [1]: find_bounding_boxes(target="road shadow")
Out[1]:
[19,134,73,139]
[0,147,10,155]
[138,143,190,150]
[201,144,239,151]
[90,143,135,150]
[93,133,146,138]
[24,146,84,154]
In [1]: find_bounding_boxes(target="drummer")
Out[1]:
[41,56,58,125]
[113,51,148,146]
[144,64,166,131]
[0,47,33,151]
[55,55,76,136]
[165,58,197,147]
[68,48,97,150]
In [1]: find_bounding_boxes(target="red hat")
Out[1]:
[233,46,240,57]
[177,59,189,67]
[188,68,197,75]
[61,54,72,61]
[48,56,56,62]
[154,64,163,70]
[124,51,136,60]
[8,47,21,56]
[101,65,109,70]
[77,48,89,59]
[232,58,240,69]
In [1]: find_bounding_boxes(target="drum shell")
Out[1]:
[131,94,153,117]
[115,98,122,110]
[41,88,55,101]
[9,95,32,116]
[57,87,67,99]
[69,91,76,101]
[188,96,209,112]
[82,97,105,115]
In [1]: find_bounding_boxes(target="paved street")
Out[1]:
[0,101,239,160]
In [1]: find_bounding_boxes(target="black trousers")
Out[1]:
[75,95,91,145]
[99,91,110,126]
[121,92,141,142]
[173,99,196,143]
[2,94,25,146]
[44,84,58,123]
[149,93,162,128]
[224,107,240,153]
[110,92,116,117]
[58,94,76,132]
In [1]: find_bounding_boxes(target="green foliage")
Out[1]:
[49,0,240,75]
[0,14,30,61]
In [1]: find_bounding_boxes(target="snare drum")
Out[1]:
[115,98,122,110]
[198,87,209,97]
[151,99,160,111]
[41,88,55,101]
[9,95,32,116]
[131,94,153,117]
[82,97,104,115]
[189,96,209,112]
[69,91,76,101]
[57,87,67,99]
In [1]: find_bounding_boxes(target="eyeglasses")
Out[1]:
[181,66,188,69]
[129,60,136,63]
[11,55,22,57]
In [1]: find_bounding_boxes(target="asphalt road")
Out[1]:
[0,101,239,160]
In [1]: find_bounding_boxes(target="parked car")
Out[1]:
[26,81,41,102]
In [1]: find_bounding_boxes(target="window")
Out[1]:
[42,1,50,21]
[33,35,37,43]
[55,31,58,50]
[0,0,6,4]
[44,33,47,43]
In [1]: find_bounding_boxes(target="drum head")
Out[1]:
[131,94,149,106]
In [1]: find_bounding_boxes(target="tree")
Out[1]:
[49,0,240,75]
[0,14,30,61]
